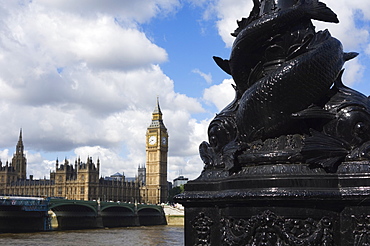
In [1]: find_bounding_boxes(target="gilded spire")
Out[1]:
[149,97,166,129]
[153,96,162,115]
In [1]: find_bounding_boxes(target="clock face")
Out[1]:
[149,136,157,145]
[162,137,167,145]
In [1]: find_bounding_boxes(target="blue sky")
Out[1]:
[142,4,231,102]
[0,0,369,182]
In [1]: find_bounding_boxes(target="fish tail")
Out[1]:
[299,0,339,23]
[343,52,359,62]
[213,56,231,75]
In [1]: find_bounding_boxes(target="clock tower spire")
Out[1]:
[12,129,27,180]
[145,98,168,204]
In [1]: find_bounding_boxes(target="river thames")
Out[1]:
[0,226,184,246]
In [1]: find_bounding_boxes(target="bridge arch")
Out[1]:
[49,203,97,213]
[48,201,99,230]
[49,199,98,213]
[137,205,163,214]
[137,207,166,226]
[101,204,135,214]
[101,205,137,227]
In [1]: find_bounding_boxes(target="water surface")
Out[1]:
[0,225,184,246]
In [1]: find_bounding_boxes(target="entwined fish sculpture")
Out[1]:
[200,0,370,173]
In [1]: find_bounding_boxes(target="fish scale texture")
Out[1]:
[236,36,344,142]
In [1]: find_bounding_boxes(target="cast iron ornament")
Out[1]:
[192,212,213,246]
[352,214,370,246]
[199,0,370,174]
[221,210,333,246]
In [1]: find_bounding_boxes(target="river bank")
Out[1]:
[163,204,184,226]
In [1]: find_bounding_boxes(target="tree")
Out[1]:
[168,185,184,203]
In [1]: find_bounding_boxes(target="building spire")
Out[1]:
[16,128,24,155]
[149,97,166,129]
[13,128,26,179]
[153,96,162,115]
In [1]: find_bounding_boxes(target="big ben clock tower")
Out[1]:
[145,98,168,204]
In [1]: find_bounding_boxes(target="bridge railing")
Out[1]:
[0,196,49,211]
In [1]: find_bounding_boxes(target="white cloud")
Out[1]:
[0,149,10,163]
[192,68,212,84]
[168,155,204,181]
[311,1,369,52]
[26,152,54,179]
[342,58,365,86]
[207,0,253,47]
[73,146,130,178]
[203,78,235,111]
[0,4,168,73]
[36,0,181,24]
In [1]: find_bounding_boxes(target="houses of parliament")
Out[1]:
[0,100,169,204]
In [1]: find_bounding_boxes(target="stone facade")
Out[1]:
[0,134,142,202]
[0,100,169,203]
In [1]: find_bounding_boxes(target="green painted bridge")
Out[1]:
[49,198,163,214]
[48,198,166,230]
[0,196,166,232]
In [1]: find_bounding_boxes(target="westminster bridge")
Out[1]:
[0,196,166,232]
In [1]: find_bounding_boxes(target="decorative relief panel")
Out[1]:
[352,214,370,246]
[192,212,213,246]
[221,210,333,246]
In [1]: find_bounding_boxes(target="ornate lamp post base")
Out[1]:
[176,162,370,245]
